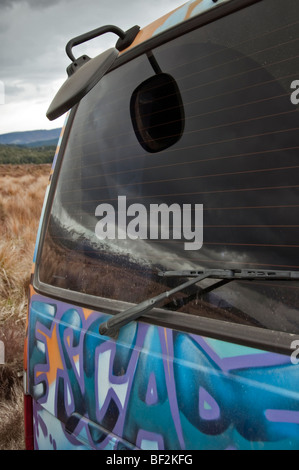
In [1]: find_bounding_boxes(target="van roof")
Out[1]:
[122,0,231,52]
[47,0,232,121]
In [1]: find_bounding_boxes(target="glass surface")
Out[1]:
[39,0,299,334]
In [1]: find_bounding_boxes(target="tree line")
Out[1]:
[0,144,56,164]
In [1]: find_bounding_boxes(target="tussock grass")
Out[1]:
[0,165,50,323]
[0,164,51,450]
[0,365,24,450]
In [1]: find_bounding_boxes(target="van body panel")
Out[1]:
[27,294,299,450]
[25,0,299,450]
[123,0,232,52]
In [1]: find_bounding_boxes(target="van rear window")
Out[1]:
[38,0,299,334]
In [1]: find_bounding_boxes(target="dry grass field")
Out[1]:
[0,164,51,450]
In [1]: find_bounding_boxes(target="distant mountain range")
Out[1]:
[0,128,61,147]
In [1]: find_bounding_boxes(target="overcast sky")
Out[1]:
[0,0,185,134]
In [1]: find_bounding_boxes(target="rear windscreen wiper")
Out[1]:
[99,268,299,337]
[158,268,299,280]
[99,271,213,337]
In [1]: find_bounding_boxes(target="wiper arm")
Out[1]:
[99,268,299,337]
[99,271,211,337]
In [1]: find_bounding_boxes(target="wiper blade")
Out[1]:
[158,268,299,280]
[99,268,299,337]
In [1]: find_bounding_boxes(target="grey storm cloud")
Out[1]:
[0,0,184,132]
[1,0,183,80]
[0,0,62,8]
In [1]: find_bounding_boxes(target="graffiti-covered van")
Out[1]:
[24,0,299,451]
